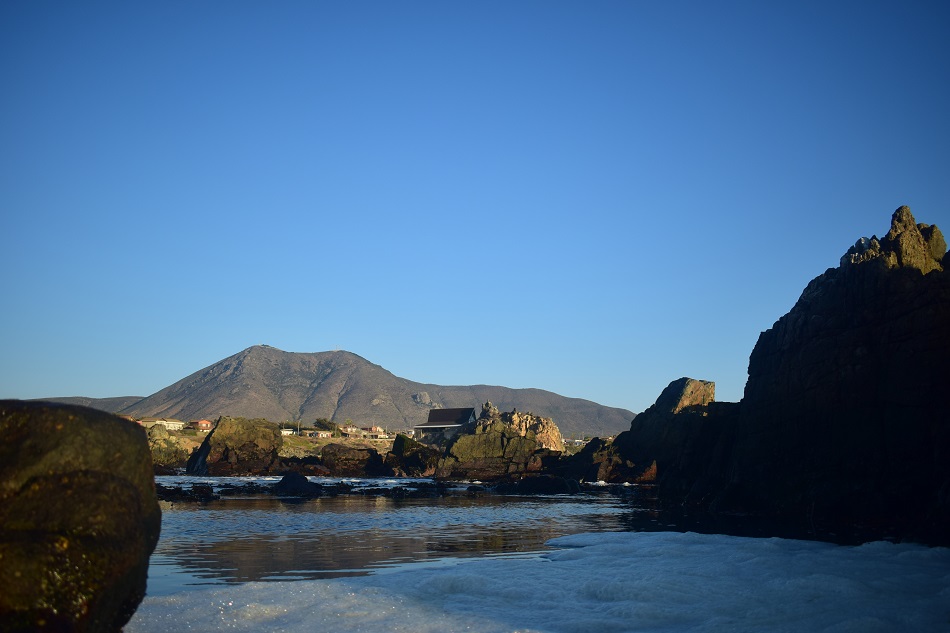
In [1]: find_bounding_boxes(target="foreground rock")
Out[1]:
[724,206,950,541]
[0,401,161,632]
[186,416,282,476]
[573,207,950,544]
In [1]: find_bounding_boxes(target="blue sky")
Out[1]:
[2,1,948,413]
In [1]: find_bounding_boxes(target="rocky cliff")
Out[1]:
[726,206,950,540]
[577,207,950,544]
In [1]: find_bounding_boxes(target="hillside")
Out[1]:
[63,346,634,438]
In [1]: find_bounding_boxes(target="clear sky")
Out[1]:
[2,1,948,413]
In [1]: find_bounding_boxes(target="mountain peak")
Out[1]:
[114,348,633,437]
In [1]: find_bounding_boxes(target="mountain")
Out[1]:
[38,396,145,412]
[60,346,634,438]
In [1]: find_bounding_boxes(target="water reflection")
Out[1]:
[150,494,628,594]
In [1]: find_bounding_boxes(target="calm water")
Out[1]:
[148,476,648,596]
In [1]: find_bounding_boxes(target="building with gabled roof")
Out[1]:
[414,407,476,443]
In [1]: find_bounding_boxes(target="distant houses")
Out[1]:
[138,417,186,431]
[339,424,391,440]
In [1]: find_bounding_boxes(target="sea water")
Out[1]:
[128,477,950,632]
[146,476,635,594]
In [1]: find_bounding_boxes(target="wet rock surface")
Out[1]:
[0,401,161,632]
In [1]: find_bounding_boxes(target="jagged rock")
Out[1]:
[320,443,393,477]
[652,377,715,414]
[186,416,282,476]
[434,409,563,481]
[592,207,950,544]
[558,378,726,485]
[840,205,945,273]
[479,401,565,451]
[384,434,441,477]
[0,401,161,632]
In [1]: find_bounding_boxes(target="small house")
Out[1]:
[194,419,214,432]
[414,407,476,444]
[361,425,388,439]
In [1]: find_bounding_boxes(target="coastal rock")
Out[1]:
[560,378,727,485]
[320,443,393,477]
[273,472,322,497]
[147,423,192,473]
[185,416,282,476]
[384,434,441,477]
[0,401,161,632]
[490,405,565,452]
[594,207,950,543]
[728,206,950,539]
[277,456,331,477]
[434,406,564,481]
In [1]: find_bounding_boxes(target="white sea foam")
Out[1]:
[127,531,950,633]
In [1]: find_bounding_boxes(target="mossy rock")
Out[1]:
[0,401,160,632]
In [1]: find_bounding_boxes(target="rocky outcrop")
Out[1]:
[0,401,161,632]
[840,205,946,273]
[579,207,950,544]
[146,424,193,473]
[725,206,950,540]
[384,434,441,477]
[434,404,564,481]
[185,416,282,476]
[273,472,323,497]
[320,444,393,477]
[558,378,727,485]
[480,402,565,452]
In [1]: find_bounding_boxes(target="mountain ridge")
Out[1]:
[42,346,635,438]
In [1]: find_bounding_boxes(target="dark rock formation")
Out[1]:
[493,475,581,495]
[434,404,564,481]
[273,472,323,497]
[578,207,950,544]
[185,416,282,476]
[0,401,161,632]
[320,443,393,477]
[385,434,441,477]
[724,206,950,540]
[558,378,727,485]
[277,455,331,477]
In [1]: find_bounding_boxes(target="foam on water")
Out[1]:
[128,531,950,633]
